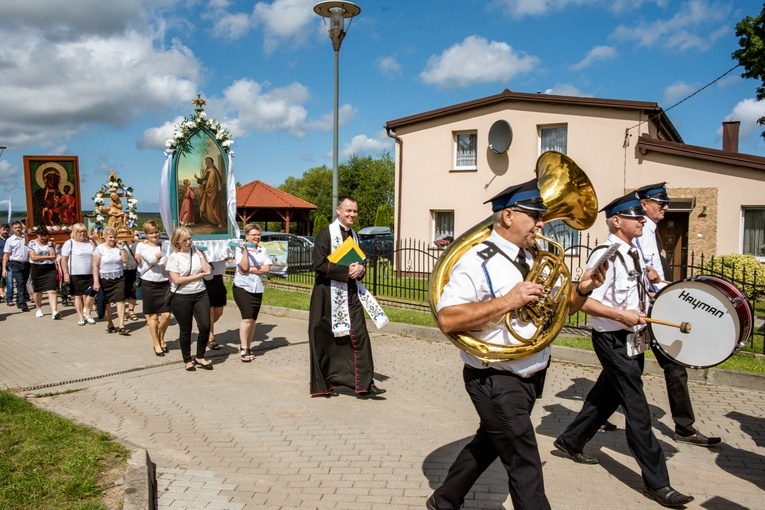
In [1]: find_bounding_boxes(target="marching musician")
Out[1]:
[635,182,721,447]
[554,191,694,508]
[427,179,606,510]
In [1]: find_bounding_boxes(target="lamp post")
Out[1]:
[0,146,6,158]
[313,1,360,220]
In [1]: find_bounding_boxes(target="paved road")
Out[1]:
[2,302,763,509]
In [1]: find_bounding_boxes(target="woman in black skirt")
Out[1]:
[92,226,129,335]
[232,224,271,362]
[135,220,171,356]
[27,226,60,319]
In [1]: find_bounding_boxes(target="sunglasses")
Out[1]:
[511,209,544,222]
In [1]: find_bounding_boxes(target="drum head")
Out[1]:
[649,280,740,368]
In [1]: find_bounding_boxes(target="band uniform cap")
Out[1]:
[600,192,646,218]
[636,182,670,204]
[484,178,548,213]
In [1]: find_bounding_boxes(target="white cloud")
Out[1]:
[211,12,253,40]
[138,117,184,150]
[0,6,200,149]
[571,46,617,71]
[662,81,696,105]
[420,36,539,89]
[611,0,730,52]
[543,84,589,97]
[253,0,318,53]
[377,56,402,77]
[306,104,357,133]
[0,160,22,190]
[339,130,394,158]
[490,0,666,18]
[722,98,765,141]
[220,79,311,137]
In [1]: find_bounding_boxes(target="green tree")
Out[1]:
[313,214,329,235]
[280,165,333,221]
[374,203,393,230]
[733,5,765,138]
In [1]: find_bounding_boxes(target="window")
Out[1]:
[540,125,567,154]
[454,131,477,170]
[743,208,765,257]
[433,211,454,246]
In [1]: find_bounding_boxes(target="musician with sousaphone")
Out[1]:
[554,192,694,508]
[426,172,607,510]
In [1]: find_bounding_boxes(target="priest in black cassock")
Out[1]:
[308,196,388,398]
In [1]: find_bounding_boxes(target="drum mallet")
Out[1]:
[644,317,692,334]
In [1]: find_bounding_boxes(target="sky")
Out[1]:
[1,0,764,214]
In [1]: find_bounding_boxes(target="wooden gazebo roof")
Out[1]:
[236,180,317,234]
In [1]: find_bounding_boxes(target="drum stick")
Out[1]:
[644,317,692,334]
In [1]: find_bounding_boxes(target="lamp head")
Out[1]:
[314,1,361,51]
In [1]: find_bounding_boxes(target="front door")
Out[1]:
[658,212,689,281]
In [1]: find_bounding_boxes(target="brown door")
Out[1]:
[658,212,689,281]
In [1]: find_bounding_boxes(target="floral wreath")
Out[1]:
[25,225,72,235]
[165,95,234,153]
[92,173,137,231]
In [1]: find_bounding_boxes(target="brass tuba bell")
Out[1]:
[428,151,598,363]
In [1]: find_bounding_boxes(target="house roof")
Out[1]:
[236,180,316,209]
[385,88,683,143]
[636,134,765,172]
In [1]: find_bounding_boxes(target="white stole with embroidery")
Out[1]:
[329,221,389,337]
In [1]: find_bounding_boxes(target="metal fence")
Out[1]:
[267,232,765,355]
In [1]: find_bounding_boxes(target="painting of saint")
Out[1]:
[24,156,82,229]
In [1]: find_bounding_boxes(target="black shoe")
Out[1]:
[194,359,213,370]
[185,363,196,372]
[426,494,439,510]
[643,486,694,508]
[368,384,386,395]
[20,306,29,312]
[553,437,599,464]
[154,349,165,357]
[329,388,339,397]
[162,346,169,353]
[600,420,617,431]
[674,431,721,446]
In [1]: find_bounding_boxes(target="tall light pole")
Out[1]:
[313,1,360,220]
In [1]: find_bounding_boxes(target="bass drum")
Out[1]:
[648,275,753,369]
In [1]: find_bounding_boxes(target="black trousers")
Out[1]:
[432,366,550,510]
[170,291,210,363]
[8,260,30,308]
[650,344,696,436]
[560,330,670,489]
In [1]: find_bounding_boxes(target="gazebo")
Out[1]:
[236,180,317,235]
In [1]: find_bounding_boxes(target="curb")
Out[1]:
[124,448,155,510]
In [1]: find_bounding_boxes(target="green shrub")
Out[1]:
[701,253,765,296]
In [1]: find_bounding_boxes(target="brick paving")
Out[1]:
[1,302,763,509]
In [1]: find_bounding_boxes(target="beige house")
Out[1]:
[385,89,765,271]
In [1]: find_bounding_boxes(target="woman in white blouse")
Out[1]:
[166,226,213,371]
[135,220,172,356]
[92,226,129,335]
[60,223,98,326]
[27,225,59,319]
[232,224,271,362]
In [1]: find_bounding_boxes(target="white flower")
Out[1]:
[96,215,105,222]
[173,131,183,139]
[165,139,174,148]
[184,121,195,129]
[207,119,214,127]
[199,111,207,119]
[222,140,233,147]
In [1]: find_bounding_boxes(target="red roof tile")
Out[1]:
[236,180,316,209]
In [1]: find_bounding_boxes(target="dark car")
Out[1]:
[258,232,314,275]
[358,226,394,262]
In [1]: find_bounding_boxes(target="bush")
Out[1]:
[701,253,765,297]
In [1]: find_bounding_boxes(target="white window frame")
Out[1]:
[539,124,568,155]
[433,210,455,244]
[453,131,477,171]
[741,207,765,260]
[539,124,576,252]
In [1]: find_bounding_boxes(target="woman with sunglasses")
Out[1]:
[60,223,98,326]
[166,227,213,371]
[92,226,130,335]
[135,220,171,356]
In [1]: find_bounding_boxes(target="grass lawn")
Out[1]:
[0,391,128,510]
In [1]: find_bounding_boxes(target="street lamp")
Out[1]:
[313,1,360,220]
[0,146,6,158]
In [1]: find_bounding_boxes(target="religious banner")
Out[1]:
[92,172,137,240]
[23,155,83,243]
[160,95,239,261]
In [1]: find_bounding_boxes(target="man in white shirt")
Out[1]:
[2,221,31,312]
[636,182,721,447]
[554,192,693,508]
[427,179,605,510]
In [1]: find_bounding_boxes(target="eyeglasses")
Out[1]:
[511,209,544,222]
[648,199,670,208]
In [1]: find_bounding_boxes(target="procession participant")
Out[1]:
[554,192,693,508]
[135,220,171,356]
[2,221,31,312]
[635,182,721,447]
[232,224,271,362]
[27,225,60,319]
[60,224,98,325]
[427,179,606,510]
[92,226,130,335]
[308,196,388,398]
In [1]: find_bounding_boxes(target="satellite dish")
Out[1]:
[488,120,513,154]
